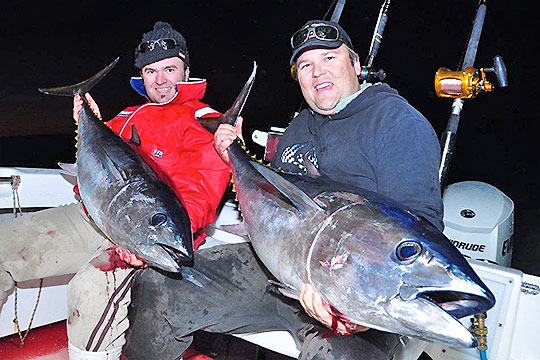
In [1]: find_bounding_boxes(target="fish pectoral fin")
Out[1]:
[278,288,299,300]
[219,222,249,236]
[251,161,326,216]
[267,279,299,300]
[95,144,128,183]
[129,124,141,146]
[58,162,77,176]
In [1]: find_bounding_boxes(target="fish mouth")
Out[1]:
[400,262,496,320]
[392,279,495,347]
[386,286,487,347]
[158,243,194,268]
[419,288,495,319]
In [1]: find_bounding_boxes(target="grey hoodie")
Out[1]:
[272,83,444,230]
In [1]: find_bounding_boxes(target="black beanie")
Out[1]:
[134,21,190,69]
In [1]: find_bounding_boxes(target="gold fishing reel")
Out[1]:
[434,55,508,99]
[435,67,492,99]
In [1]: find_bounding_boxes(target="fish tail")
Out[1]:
[38,57,120,98]
[187,62,258,134]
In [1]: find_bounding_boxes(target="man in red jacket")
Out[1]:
[0,21,230,360]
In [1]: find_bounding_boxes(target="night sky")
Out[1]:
[1,1,538,275]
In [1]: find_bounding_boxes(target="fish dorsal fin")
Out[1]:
[129,124,141,146]
[58,162,77,176]
[302,154,321,178]
[95,144,128,183]
[196,116,221,134]
[251,161,326,215]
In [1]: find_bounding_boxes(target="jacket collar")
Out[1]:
[129,77,208,105]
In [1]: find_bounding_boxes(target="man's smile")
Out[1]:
[315,82,333,91]
[156,86,173,92]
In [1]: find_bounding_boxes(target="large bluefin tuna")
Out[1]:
[212,64,495,348]
[38,58,193,272]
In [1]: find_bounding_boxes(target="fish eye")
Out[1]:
[150,213,167,226]
[396,240,422,262]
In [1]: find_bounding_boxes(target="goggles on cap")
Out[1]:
[138,38,179,53]
[291,24,340,49]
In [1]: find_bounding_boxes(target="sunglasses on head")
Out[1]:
[291,24,340,49]
[138,38,178,53]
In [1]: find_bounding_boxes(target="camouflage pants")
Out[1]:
[0,203,135,353]
[124,243,403,360]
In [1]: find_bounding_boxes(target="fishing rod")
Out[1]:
[329,0,345,22]
[435,5,508,357]
[326,0,390,82]
[436,0,508,190]
[360,0,391,82]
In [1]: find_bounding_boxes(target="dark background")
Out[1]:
[0,1,538,276]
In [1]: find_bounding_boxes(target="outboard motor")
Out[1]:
[442,181,514,267]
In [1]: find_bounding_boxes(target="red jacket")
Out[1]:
[106,78,230,249]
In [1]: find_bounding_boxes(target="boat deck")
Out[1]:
[0,320,294,360]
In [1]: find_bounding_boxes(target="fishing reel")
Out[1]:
[434,55,508,99]
[290,64,387,82]
[359,66,386,82]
